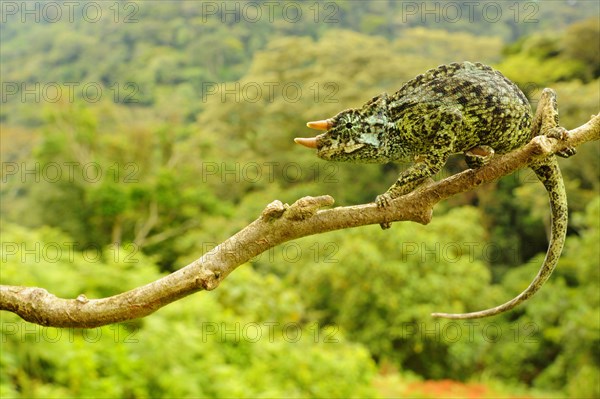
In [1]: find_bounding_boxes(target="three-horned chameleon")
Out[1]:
[294,61,574,319]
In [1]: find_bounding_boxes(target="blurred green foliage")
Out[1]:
[1,1,598,397]
[0,225,376,398]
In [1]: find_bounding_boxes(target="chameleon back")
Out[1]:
[388,61,533,155]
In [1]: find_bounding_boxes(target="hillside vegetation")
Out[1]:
[1,1,598,397]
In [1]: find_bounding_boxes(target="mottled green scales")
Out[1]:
[295,61,574,319]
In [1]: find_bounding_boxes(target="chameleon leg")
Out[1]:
[376,151,450,207]
[376,109,460,229]
[532,89,576,159]
[377,160,442,229]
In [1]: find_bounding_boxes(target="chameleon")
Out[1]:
[294,61,574,319]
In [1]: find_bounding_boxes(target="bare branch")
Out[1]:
[1,114,598,328]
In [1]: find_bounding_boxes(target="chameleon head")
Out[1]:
[294,93,391,163]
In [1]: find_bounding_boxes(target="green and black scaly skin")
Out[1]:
[295,61,573,319]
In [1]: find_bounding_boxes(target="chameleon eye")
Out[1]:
[345,122,353,129]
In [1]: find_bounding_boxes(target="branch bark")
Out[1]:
[2,114,599,328]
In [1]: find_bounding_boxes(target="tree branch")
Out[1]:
[2,114,598,328]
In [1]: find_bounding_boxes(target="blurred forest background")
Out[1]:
[1,1,599,397]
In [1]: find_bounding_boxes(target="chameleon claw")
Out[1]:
[376,194,394,229]
[375,193,392,208]
[545,126,568,140]
[379,222,392,230]
[375,193,392,230]
[557,147,577,158]
[544,127,576,158]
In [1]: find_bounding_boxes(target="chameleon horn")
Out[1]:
[306,119,332,130]
[294,137,318,149]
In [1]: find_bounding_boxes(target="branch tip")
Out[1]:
[286,195,335,221]
[261,200,287,221]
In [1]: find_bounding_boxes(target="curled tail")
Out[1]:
[432,157,567,319]
[432,88,571,319]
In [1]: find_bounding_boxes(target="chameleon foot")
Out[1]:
[375,193,392,208]
[546,127,577,158]
[464,145,495,169]
[375,193,393,229]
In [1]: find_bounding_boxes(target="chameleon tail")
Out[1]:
[431,157,567,319]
